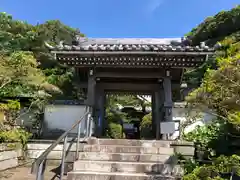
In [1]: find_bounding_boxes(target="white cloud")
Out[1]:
[146,0,164,14]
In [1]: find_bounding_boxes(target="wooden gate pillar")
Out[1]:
[85,69,96,136]
[95,85,105,137]
[86,69,96,107]
[162,70,173,140]
[153,83,164,140]
[151,93,156,138]
[154,90,160,140]
[163,71,173,122]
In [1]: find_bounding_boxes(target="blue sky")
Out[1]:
[1,0,239,38]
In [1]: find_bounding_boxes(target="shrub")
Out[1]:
[0,128,32,148]
[108,122,123,139]
[183,155,240,180]
[140,113,153,139]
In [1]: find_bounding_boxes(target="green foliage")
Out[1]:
[0,51,49,97]
[185,12,240,175]
[183,155,240,180]
[183,159,199,175]
[140,113,153,139]
[36,20,83,46]
[228,111,240,125]
[105,94,151,139]
[187,6,240,45]
[105,95,127,124]
[186,52,240,124]
[0,12,83,52]
[105,107,125,138]
[0,12,84,101]
[183,55,218,86]
[183,121,229,159]
[0,12,38,52]
[0,128,32,148]
[0,12,85,135]
[183,122,221,149]
[108,123,123,139]
[0,50,61,131]
[0,100,20,110]
[184,6,240,86]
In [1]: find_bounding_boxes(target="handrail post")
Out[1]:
[75,114,83,160]
[32,111,90,180]
[36,159,46,180]
[85,106,90,137]
[86,114,90,137]
[87,114,92,137]
[60,136,68,180]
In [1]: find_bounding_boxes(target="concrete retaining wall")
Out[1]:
[0,143,23,171]
[26,140,85,165]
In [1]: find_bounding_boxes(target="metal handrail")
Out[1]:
[31,110,91,180]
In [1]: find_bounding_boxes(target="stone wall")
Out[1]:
[26,140,84,165]
[0,140,84,171]
[171,140,195,160]
[0,143,22,171]
[25,140,85,173]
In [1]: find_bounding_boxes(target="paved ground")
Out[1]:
[0,166,67,180]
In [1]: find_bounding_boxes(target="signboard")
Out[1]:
[160,122,175,134]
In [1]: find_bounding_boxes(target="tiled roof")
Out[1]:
[47,38,217,53]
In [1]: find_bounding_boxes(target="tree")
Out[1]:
[182,5,240,178]
[0,12,85,135]
[186,6,240,46]
[0,12,85,100]
[0,52,45,96]
[0,51,62,129]
[186,42,240,125]
[183,6,240,86]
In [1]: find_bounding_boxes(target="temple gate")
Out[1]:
[46,38,215,139]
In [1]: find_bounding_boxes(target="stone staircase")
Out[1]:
[67,138,184,180]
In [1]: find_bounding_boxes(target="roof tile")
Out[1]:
[48,38,218,52]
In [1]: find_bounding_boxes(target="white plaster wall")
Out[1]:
[171,107,186,139]
[170,107,216,139]
[44,105,87,134]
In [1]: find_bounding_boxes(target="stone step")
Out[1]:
[73,160,183,175]
[87,138,173,147]
[83,145,174,154]
[67,171,176,180]
[78,152,177,163]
